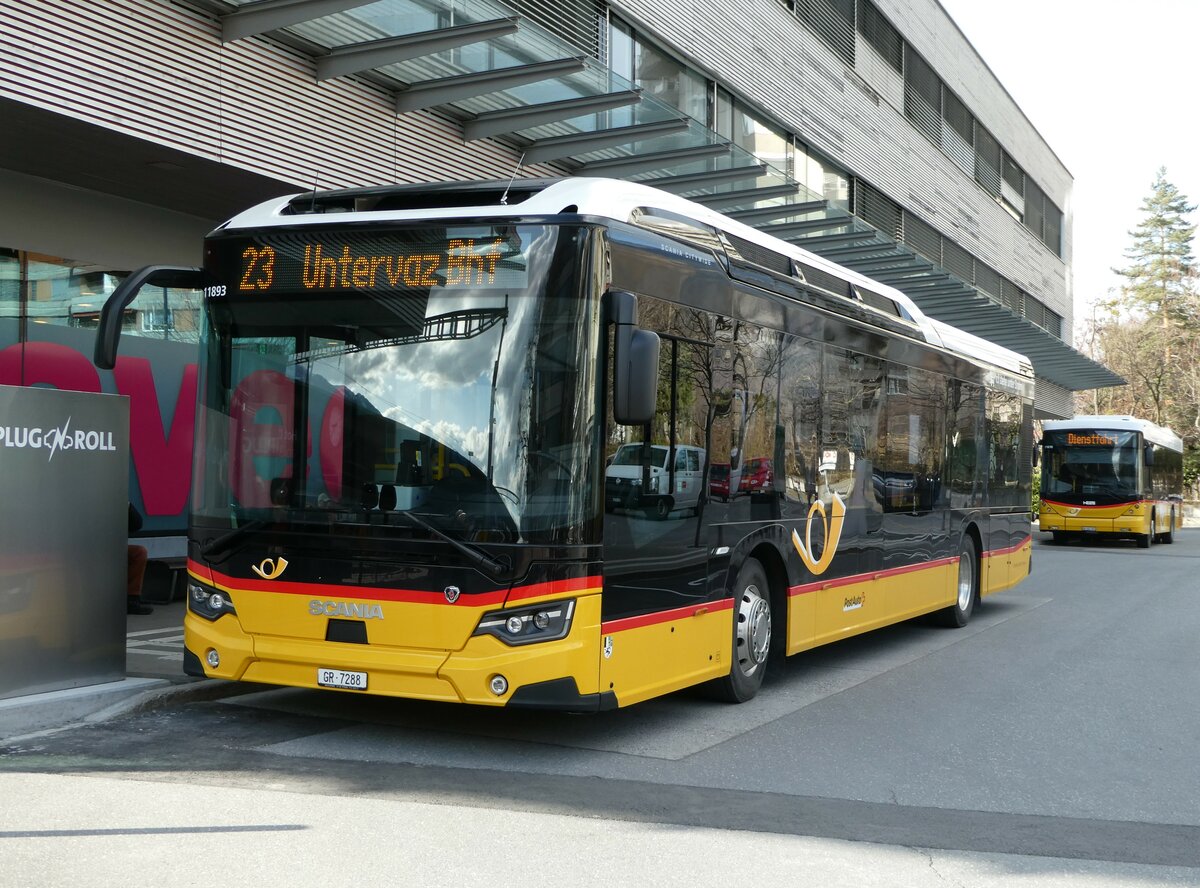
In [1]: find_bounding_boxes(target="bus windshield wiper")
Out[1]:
[200,520,266,560]
[396,510,512,584]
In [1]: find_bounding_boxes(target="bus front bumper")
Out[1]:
[1039,513,1146,536]
[182,596,611,710]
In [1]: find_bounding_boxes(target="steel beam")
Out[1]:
[646,164,770,194]
[464,90,642,141]
[222,0,375,42]
[317,18,519,80]
[728,200,828,224]
[578,142,732,177]
[395,58,586,113]
[690,182,798,207]
[522,118,690,164]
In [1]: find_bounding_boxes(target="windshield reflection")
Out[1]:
[193,224,599,548]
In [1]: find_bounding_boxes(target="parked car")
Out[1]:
[605,443,706,519]
[709,462,732,501]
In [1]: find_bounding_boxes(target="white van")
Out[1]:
[604,443,706,519]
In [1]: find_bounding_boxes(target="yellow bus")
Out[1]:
[95,177,1034,710]
[1039,415,1184,547]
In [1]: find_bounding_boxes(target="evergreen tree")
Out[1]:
[1112,167,1196,325]
[1082,169,1200,493]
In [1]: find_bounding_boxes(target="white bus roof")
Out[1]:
[220,176,1033,382]
[1042,415,1183,451]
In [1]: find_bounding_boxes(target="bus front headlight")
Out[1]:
[188,581,237,621]
[473,600,575,646]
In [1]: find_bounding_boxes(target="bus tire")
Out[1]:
[708,558,772,703]
[1165,510,1176,544]
[936,536,978,628]
[1050,531,1064,545]
[1136,531,1151,548]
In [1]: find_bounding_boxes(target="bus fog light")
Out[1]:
[533,611,550,630]
[489,675,508,696]
[209,592,227,611]
[505,615,524,635]
[206,648,220,669]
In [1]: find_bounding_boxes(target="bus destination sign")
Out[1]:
[233,235,521,294]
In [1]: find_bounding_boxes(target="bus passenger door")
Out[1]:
[601,301,726,704]
[880,364,950,618]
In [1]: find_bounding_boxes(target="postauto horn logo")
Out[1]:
[792,493,846,575]
[0,417,118,461]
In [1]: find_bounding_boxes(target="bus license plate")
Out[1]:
[1081,526,1096,533]
[317,668,367,690]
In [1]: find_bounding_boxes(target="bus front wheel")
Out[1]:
[708,558,772,703]
[936,537,978,628]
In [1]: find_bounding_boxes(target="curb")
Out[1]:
[0,676,254,746]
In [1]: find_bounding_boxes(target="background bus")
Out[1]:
[1039,415,1183,547]
[95,177,1034,711]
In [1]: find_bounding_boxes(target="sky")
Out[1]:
[936,0,1200,334]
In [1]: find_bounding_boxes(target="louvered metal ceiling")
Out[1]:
[212,0,1122,392]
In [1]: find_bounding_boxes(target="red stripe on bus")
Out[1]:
[983,535,1032,559]
[506,575,601,603]
[788,555,960,597]
[191,559,599,607]
[602,597,735,634]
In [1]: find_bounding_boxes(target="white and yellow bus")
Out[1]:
[1040,415,1184,547]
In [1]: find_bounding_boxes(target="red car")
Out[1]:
[738,457,773,493]
[709,463,732,501]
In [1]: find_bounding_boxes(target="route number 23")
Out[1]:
[240,246,277,291]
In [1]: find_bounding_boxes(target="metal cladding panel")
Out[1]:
[874,0,1072,202]
[610,0,1071,325]
[1033,378,1074,420]
[0,0,563,192]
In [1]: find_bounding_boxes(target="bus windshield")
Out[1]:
[193,223,600,548]
[1041,429,1140,501]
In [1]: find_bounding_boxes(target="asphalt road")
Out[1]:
[2,528,1199,886]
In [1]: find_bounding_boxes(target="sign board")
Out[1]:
[0,385,129,700]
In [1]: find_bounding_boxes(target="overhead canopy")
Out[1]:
[218,0,1123,394]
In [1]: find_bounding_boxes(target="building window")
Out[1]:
[903,45,941,145]
[0,247,202,347]
[634,35,708,123]
[795,0,856,64]
[857,0,902,72]
[609,18,707,124]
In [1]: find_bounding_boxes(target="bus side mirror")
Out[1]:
[1033,442,1041,468]
[94,265,205,369]
[1144,444,1155,467]
[608,290,660,425]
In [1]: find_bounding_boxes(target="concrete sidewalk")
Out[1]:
[0,598,213,743]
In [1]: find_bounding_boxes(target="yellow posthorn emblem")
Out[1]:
[792,494,846,575]
[251,557,289,580]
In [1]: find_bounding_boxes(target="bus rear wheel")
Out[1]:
[936,537,978,628]
[708,558,772,703]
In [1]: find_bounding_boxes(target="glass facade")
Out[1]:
[0,248,201,355]
[607,13,1060,337]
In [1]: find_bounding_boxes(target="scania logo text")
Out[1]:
[309,600,384,619]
